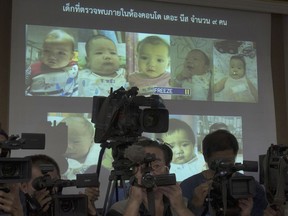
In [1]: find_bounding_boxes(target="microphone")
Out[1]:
[210,159,258,172]
[124,145,146,163]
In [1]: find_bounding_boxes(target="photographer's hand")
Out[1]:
[264,205,282,216]
[33,188,52,212]
[191,181,211,208]
[0,184,24,216]
[83,187,100,216]
[156,184,194,216]
[238,197,253,216]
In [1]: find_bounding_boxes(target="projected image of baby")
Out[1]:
[209,122,229,133]
[214,55,258,102]
[78,35,127,97]
[172,49,212,101]
[159,118,206,182]
[128,35,171,98]
[26,29,78,96]
[60,116,100,179]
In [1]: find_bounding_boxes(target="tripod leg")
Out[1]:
[102,179,116,216]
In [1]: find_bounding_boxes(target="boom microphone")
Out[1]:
[124,145,146,163]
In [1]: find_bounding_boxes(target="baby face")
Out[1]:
[183,50,209,76]
[42,42,74,69]
[86,38,120,76]
[162,129,195,164]
[229,58,245,79]
[137,43,170,78]
[65,122,93,161]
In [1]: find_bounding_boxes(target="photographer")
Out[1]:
[21,154,99,216]
[107,139,194,216]
[0,128,26,216]
[180,129,268,216]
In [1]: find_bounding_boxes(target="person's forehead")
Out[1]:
[209,149,236,159]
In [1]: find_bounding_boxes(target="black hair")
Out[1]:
[230,55,246,71]
[202,129,239,161]
[135,138,173,168]
[26,154,61,177]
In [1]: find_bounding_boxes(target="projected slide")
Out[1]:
[10,0,276,209]
[47,113,243,183]
[25,25,258,102]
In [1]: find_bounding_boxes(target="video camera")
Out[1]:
[0,133,45,183]
[207,159,258,215]
[260,144,288,206]
[127,151,176,189]
[91,86,169,143]
[92,87,170,215]
[30,164,99,216]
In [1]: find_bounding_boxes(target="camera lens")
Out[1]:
[60,199,74,212]
[1,163,19,178]
[142,173,155,189]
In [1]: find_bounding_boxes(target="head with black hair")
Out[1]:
[21,154,61,195]
[202,129,239,169]
[134,138,173,171]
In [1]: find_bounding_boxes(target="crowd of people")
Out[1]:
[0,126,285,216]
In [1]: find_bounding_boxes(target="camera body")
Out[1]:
[52,194,87,216]
[142,173,176,189]
[91,86,169,143]
[207,159,257,215]
[260,144,288,204]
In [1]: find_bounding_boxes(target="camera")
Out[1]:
[0,133,45,183]
[91,86,169,143]
[52,194,87,216]
[260,144,288,205]
[31,173,99,216]
[207,159,258,215]
[141,173,176,189]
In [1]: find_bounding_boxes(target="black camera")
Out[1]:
[142,173,176,189]
[0,133,44,183]
[207,159,258,215]
[52,194,87,216]
[91,86,169,143]
[260,144,288,205]
[0,157,31,183]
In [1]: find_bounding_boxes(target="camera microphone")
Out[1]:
[124,145,146,163]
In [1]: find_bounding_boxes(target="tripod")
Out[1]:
[102,168,134,216]
[95,142,135,216]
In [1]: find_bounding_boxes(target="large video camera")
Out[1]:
[91,86,169,178]
[0,133,45,183]
[91,86,169,143]
[92,87,170,215]
[260,144,288,206]
[207,159,258,215]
